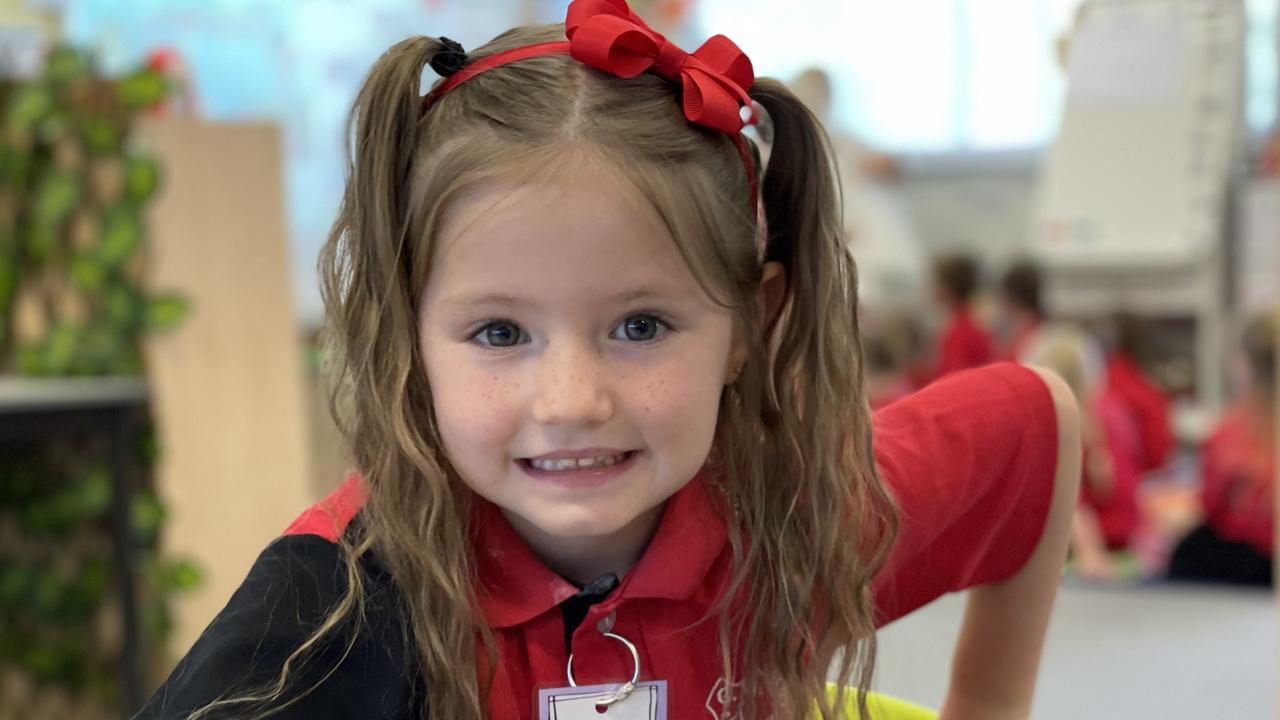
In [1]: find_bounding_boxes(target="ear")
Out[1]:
[758,261,787,328]
[726,261,787,385]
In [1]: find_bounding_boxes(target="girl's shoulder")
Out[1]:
[872,363,1060,624]
[874,362,1056,438]
[132,486,421,719]
[281,473,369,542]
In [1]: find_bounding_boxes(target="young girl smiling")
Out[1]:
[134,2,1080,718]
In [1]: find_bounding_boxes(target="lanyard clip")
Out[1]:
[566,630,642,707]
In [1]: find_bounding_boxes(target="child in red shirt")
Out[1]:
[996,259,1044,363]
[1169,311,1276,586]
[1021,325,1144,579]
[1104,313,1175,473]
[133,3,1081,718]
[923,255,994,384]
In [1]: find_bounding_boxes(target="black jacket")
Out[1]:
[131,522,616,719]
[131,530,425,720]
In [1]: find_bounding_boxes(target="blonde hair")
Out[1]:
[1021,323,1108,487]
[1020,323,1103,402]
[194,23,895,720]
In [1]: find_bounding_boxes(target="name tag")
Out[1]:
[538,680,667,719]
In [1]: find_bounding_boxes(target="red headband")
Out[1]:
[419,0,759,210]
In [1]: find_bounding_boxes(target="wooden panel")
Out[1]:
[138,120,315,659]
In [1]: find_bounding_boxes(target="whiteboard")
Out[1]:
[1032,0,1245,266]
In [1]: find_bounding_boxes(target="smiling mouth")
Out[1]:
[523,451,635,472]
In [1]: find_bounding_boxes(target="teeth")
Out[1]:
[529,452,629,472]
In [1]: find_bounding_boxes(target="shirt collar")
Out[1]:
[471,467,729,629]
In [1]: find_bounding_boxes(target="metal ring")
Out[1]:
[565,631,641,706]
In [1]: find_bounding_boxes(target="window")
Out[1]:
[696,0,1279,152]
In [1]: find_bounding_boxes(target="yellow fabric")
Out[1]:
[824,685,937,720]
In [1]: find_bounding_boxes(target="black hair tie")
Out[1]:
[430,37,467,77]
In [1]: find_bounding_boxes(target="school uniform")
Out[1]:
[1104,353,1174,473]
[1198,405,1275,556]
[934,307,994,380]
[1169,404,1275,586]
[132,363,1058,720]
[1080,389,1144,550]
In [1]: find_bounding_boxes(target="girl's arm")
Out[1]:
[938,367,1081,720]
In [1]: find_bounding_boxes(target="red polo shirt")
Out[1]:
[933,306,995,382]
[1080,389,1144,549]
[1199,404,1276,557]
[134,363,1058,720]
[1104,353,1174,473]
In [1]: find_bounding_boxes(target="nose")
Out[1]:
[530,338,614,428]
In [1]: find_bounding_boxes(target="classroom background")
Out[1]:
[0,0,1276,718]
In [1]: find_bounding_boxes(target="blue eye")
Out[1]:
[472,321,525,348]
[469,313,674,350]
[615,314,671,342]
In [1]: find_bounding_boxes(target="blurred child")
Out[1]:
[862,307,924,409]
[922,254,994,383]
[998,259,1045,363]
[1168,311,1277,586]
[1104,313,1175,473]
[1023,324,1144,579]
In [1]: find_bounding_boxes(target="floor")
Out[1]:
[872,581,1276,719]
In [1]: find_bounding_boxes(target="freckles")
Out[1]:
[477,371,522,415]
[478,377,497,403]
[638,372,684,416]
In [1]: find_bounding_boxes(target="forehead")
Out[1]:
[424,168,713,309]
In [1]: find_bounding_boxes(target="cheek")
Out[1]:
[422,342,521,461]
[631,349,727,449]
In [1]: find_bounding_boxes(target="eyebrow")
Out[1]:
[441,287,683,308]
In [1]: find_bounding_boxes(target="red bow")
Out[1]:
[565,0,755,134]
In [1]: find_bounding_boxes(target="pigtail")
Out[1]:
[322,35,441,422]
[346,37,439,264]
[180,38,460,720]
[733,79,898,719]
[324,35,446,462]
[320,35,495,720]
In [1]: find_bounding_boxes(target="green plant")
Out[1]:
[0,45,199,716]
[0,45,187,375]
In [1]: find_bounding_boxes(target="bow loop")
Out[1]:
[691,34,754,92]
[569,15,660,79]
[565,0,650,39]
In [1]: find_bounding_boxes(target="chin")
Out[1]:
[519,501,645,541]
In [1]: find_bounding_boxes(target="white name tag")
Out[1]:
[538,680,667,720]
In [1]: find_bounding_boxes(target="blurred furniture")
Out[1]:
[0,376,148,713]
[1031,0,1247,434]
[1236,179,1279,315]
[139,120,317,660]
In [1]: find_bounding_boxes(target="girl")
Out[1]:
[133,2,1080,718]
[996,260,1044,364]
[1168,311,1276,586]
[1102,313,1174,474]
[1021,324,1144,579]
[918,254,995,385]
